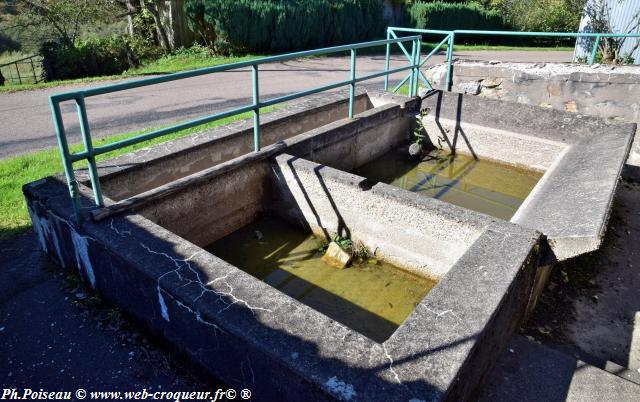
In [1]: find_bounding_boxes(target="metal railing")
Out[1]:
[0,54,42,85]
[49,35,423,222]
[385,27,640,93]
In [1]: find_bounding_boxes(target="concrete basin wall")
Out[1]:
[423,61,640,167]
[420,90,636,261]
[272,154,488,279]
[94,92,373,201]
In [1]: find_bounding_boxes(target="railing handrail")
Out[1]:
[50,35,424,222]
[389,28,640,38]
[0,54,41,69]
[50,37,419,103]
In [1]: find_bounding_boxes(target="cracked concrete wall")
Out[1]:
[423,61,640,166]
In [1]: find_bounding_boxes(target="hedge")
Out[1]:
[409,1,507,32]
[185,0,384,53]
[40,36,157,81]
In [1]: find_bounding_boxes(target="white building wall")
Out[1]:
[574,0,640,63]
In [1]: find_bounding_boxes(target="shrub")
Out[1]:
[185,0,384,53]
[40,36,147,81]
[409,1,507,31]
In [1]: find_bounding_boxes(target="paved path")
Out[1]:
[0,51,572,159]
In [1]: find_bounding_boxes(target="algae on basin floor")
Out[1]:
[206,216,436,343]
[354,147,543,220]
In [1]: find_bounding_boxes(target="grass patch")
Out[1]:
[0,107,275,240]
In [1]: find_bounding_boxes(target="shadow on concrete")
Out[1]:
[425,90,478,159]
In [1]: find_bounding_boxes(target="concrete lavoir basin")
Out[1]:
[418,90,635,261]
[23,89,633,401]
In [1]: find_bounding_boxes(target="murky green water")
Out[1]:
[353,147,543,220]
[206,216,436,343]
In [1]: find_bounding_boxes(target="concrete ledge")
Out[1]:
[271,154,494,278]
[421,90,635,261]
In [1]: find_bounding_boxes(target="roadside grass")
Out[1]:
[0,108,274,241]
[0,52,263,93]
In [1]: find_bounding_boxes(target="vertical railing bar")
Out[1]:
[349,48,356,119]
[252,64,260,152]
[408,42,416,96]
[445,32,455,92]
[384,30,391,91]
[50,98,83,223]
[589,34,601,65]
[75,95,104,207]
[30,57,37,83]
[412,38,421,96]
[15,63,22,85]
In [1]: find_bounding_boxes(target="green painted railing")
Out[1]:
[49,35,422,222]
[385,27,640,93]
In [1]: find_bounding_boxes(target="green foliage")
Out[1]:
[185,0,384,53]
[332,235,354,252]
[409,1,507,31]
[497,0,584,32]
[0,32,21,53]
[2,0,121,48]
[412,108,430,145]
[40,35,139,81]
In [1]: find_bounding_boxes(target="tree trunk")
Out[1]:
[146,1,171,52]
[125,0,136,36]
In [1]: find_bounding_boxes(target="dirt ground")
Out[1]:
[522,175,640,373]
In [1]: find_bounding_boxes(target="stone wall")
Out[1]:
[422,61,640,166]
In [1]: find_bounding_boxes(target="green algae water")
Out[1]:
[206,216,436,343]
[353,147,543,220]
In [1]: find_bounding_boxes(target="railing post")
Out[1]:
[408,42,416,96]
[30,57,37,83]
[252,64,260,151]
[384,29,391,91]
[15,63,22,85]
[411,38,421,97]
[589,34,601,65]
[50,98,83,223]
[75,95,104,207]
[445,32,455,92]
[349,48,356,119]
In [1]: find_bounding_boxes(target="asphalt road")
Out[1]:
[0,51,573,159]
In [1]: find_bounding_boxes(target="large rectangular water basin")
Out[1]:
[24,89,634,401]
